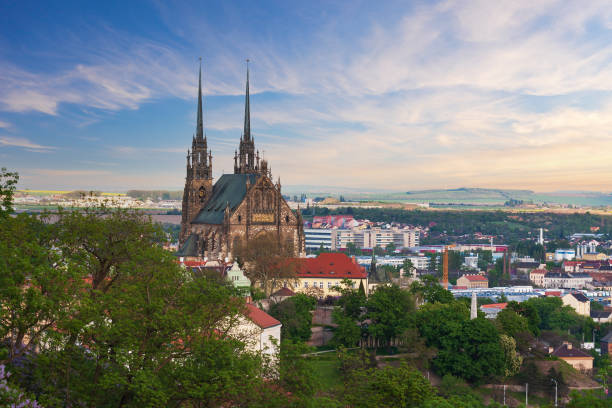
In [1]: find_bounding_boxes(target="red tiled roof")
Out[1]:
[461,274,488,282]
[552,343,593,359]
[245,303,281,329]
[481,303,508,310]
[181,260,208,267]
[545,290,562,297]
[271,287,295,297]
[296,253,367,279]
[453,285,468,290]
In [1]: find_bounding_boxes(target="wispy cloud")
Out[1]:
[0,136,55,151]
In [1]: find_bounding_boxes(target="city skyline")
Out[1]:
[2,1,612,191]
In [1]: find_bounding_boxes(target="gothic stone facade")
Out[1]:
[177,62,304,261]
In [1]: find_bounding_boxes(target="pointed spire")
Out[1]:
[243,59,251,141]
[196,57,204,141]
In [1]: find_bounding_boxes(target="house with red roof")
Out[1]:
[229,302,282,361]
[291,252,368,297]
[480,303,508,319]
[550,342,593,372]
[456,274,488,289]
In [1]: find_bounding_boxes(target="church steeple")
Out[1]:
[196,58,204,142]
[243,59,251,141]
[235,59,257,174]
[188,59,211,180]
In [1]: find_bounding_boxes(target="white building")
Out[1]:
[304,228,333,251]
[543,272,592,289]
[332,227,419,250]
[230,303,282,362]
[554,249,576,261]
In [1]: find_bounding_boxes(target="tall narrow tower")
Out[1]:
[470,291,478,320]
[180,59,214,244]
[235,60,259,174]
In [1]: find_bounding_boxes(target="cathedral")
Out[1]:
[177,62,304,261]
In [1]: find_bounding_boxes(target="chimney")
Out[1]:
[567,343,572,350]
[548,346,554,354]
[352,256,356,264]
[245,295,252,304]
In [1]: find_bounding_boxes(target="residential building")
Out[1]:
[562,292,590,316]
[515,262,541,275]
[600,332,612,356]
[480,303,507,319]
[550,342,593,372]
[463,255,479,270]
[554,249,576,261]
[292,252,368,297]
[226,262,251,295]
[331,227,419,250]
[530,269,546,287]
[456,274,488,289]
[355,255,429,270]
[304,228,333,251]
[590,310,612,323]
[270,287,295,303]
[543,272,592,289]
[230,303,282,361]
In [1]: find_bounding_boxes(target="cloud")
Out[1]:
[0,136,55,151]
[0,121,11,129]
[29,169,112,177]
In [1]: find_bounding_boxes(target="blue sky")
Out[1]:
[2,0,612,192]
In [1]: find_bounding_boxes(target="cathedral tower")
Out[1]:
[180,60,213,244]
[234,60,265,175]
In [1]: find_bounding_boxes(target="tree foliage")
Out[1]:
[1,204,288,407]
[0,168,18,217]
[366,284,415,347]
[233,232,298,296]
[269,293,316,342]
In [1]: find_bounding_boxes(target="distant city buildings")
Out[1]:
[303,217,420,252]
[456,274,489,289]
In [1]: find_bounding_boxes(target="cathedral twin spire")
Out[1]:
[188,58,266,178]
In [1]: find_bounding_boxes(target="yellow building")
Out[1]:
[291,253,368,298]
[551,342,593,372]
[456,274,488,289]
[562,292,590,316]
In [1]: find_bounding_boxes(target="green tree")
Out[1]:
[0,213,82,365]
[366,285,415,348]
[567,390,612,407]
[342,364,436,408]
[500,334,522,378]
[402,258,415,277]
[385,242,396,254]
[496,309,530,338]
[8,206,275,407]
[233,232,298,296]
[410,275,454,304]
[0,167,18,217]
[269,293,316,342]
[417,303,505,382]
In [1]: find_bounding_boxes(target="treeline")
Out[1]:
[126,189,182,201]
[305,207,612,242]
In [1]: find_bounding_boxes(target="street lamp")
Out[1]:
[551,378,558,407]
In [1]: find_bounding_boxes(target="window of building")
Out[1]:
[328,282,332,289]
[304,282,308,288]
[320,282,323,289]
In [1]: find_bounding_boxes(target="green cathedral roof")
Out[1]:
[176,233,198,257]
[191,173,260,225]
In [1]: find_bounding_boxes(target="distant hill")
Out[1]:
[283,185,612,207]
